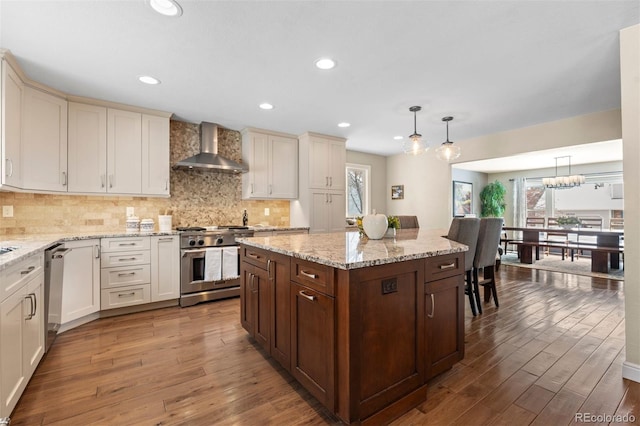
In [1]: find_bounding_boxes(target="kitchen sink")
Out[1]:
[0,246,19,255]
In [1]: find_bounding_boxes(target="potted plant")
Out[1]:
[479,181,506,217]
[386,216,400,238]
[557,216,581,229]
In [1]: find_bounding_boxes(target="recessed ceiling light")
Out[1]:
[338,122,350,128]
[315,58,336,70]
[148,0,183,17]
[138,75,161,85]
[394,136,403,140]
[259,103,274,110]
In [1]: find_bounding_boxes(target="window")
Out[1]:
[526,180,546,218]
[346,163,371,217]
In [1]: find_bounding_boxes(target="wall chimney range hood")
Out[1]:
[174,122,248,173]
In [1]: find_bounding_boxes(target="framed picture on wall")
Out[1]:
[391,185,404,200]
[453,181,473,216]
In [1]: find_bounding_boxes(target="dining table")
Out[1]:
[502,226,624,273]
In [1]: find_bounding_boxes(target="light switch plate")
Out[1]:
[2,205,14,218]
[264,208,270,216]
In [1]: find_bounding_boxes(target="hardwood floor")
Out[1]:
[9,265,638,425]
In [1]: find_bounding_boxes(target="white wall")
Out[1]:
[620,24,640,380]
[347,150,387,215]
[452,168,488,218]
[386,152,451,230]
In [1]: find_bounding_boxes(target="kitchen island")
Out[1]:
[238,229,468,425]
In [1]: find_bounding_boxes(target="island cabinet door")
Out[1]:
[424,274,465,380]
[290,282,335,411]
[240,263,270,351]
[269,253,291,371]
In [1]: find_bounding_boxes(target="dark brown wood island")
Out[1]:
[237,229,468,424]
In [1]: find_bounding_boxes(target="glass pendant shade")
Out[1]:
[436,116,461,162]
[435,142,461,161]
[403,106,427,155]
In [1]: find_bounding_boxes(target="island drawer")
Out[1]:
[241,246,270,269]
[291,258,333,296]
[424,252,464,282]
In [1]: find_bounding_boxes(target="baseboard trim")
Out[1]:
[622,360,640,383]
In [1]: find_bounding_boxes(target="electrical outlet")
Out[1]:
[2,205,14,218]
[126,207,135,217]
[264,208,270,216]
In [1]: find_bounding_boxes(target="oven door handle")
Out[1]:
[182,249,207,257]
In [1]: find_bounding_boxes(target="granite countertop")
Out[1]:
[237,228,467,270]
[250,226,310,232]
[0,231,178,271]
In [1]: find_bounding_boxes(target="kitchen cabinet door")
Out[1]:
[240,262,270,351]
[308,137,332,189]
[290,282,335,411]
[107,108,142,194]
[269,135,298,198]
[328,191,346,232]
[21,86,68,192]
[243,131,269,198]
[327,140,346,191]
[67,102,107,193]
[269,252,291,371]
[150,235,179,301]
[141,114,170,196]
[425,275,465,380]
[0,286,27,417]
[309,190,345,233]
[23,272,44,376]
[1,59,23,188]
[61,239,101,325]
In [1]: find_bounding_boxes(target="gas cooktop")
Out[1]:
[176,226,249,232]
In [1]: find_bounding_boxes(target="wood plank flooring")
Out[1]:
[9,265,639,425]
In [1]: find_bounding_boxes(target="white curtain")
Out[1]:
[512,177,527,239]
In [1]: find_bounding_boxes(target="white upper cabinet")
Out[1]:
[1,58,24,188]
[306,134,346,191]
[107,108,142,194]
[22,86,68,192]
[242,128,298,199]
[67,102,108,192]
[141,114,170,196]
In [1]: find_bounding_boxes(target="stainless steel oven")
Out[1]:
[179,226,253,307]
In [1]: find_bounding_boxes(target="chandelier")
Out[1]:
[435,116,461,162]
[403,106,427,155]
[542,156,585,189]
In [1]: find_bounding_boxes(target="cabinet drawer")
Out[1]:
[101,265,151,289]
[100,250,150,268]
[101,284,150,310]
[101,236,150,252]
[424,253,464,282]
[1,253,43,302]
[291,258,333,296]
[241,246,269,270]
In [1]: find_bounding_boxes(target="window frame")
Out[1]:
[345,163,371,217]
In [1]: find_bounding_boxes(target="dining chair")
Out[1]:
[397,215,419,229]
[544,217,568,259]
[473,217,504,313]
[446,217,481,316]
[525,217,545,260]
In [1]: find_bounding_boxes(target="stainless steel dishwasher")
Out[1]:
[44,244,71,353]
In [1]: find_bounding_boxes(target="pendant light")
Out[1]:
[403,106,427,155]
[542,156,585,189]
[435,116,461,162]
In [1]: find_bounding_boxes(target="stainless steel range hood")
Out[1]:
[174,122,248,173]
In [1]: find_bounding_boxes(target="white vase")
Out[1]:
[362,214,388,240]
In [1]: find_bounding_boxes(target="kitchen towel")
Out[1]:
[222,246,239,280]
[204,248,223,282]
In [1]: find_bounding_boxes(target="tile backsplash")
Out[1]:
[0,120,290,237]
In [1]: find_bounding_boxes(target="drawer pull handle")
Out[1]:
[118,257,138,261]
[248,252,261,259]
[158,237,174,241]
[427,294,435,318]
[299,290,316,302]
[119,243,137,246]
[20,266,36,275]
[118,272,136,277]
[300,270,318,279]
[118,292,136,298]
[439,263,456,270]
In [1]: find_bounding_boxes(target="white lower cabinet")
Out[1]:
[61,239,101,324]
[151,235,180,302]
[100,236,151,310]
[0,254,45,418]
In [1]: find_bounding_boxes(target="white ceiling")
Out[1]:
[0,1,638,157]
[453,139,623,173]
